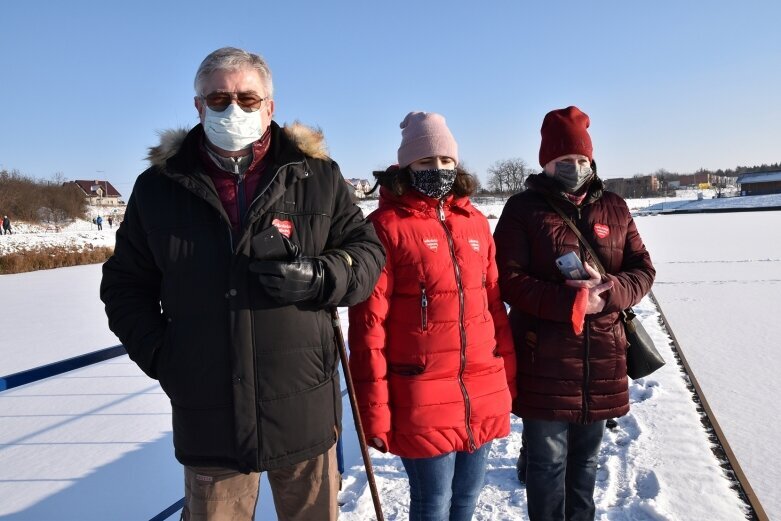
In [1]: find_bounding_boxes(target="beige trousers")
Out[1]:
[182,445,340,521]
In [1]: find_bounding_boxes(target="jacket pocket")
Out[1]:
[419,282,429,332]
[525,330,538,366]
[388,363,426,377]
[156,321,175,393]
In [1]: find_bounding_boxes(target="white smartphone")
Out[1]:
[556,251,589,280]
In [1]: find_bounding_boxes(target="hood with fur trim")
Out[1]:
[146,121,329,168]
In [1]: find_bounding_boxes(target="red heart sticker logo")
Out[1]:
[594,223,610,239]
[272,219,293,238]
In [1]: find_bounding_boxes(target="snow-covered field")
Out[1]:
[635,211,781,520]
[1,193,778,520]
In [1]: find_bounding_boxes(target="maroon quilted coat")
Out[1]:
[348,187,516,458]
[494,174,655,423]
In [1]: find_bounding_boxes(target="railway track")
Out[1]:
[650,291,769,521]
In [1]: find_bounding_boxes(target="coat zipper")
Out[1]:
[437,201,476,451]
[224,159,307,255]
[583,323,591,422]
[481,273,488,318]
[573,204,591,422]
[232,159,248,231]
[420,282,428,331]
[248,159,307,463]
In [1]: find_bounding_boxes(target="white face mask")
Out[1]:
[203,103,264,151]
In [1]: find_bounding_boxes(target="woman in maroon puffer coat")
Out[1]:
[494,106,655,521]
[349,111,515,520]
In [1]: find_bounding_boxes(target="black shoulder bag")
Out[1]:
[545,197,665,379]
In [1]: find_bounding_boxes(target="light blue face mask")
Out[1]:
[203,103,263,151]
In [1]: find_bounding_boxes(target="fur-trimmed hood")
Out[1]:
[146,121,329,168]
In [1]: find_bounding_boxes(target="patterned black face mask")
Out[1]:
[409,168,457,200]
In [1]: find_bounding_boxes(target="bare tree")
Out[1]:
[487,158,532,194]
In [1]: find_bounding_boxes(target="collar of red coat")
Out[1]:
[378,186,474,217]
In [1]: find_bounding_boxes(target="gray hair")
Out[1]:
[194,47,273,98]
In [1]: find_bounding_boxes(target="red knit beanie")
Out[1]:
[538,106,593,167]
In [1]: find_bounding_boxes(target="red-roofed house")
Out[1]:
[70,180,123,206]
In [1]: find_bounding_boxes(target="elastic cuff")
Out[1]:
[571,288,588,335]
[367,433,389,453]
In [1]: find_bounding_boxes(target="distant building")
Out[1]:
[71,180,123,206]
[603,174,659,198]
[678,172,713,187]
[737,171,781,196]
[346,178,373,199]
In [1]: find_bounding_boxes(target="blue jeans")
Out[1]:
[401,441,492,521]
[524,419,606,521]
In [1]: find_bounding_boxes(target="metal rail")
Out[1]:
[0,345,126,391]
[1,346,352,521]
[651,291,769,521]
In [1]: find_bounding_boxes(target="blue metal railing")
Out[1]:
[0,345,127,392]
[1,346,350,521]
[149,499,186,521]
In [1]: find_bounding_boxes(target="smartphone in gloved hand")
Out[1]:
[251,226,291,261]
[555,251,589,280]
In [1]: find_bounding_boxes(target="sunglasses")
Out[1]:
[202,91,265,113]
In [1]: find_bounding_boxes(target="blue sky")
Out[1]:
[1,0,779,198]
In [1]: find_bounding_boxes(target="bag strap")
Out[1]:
[543,196,606,276]
[545,195,635,321]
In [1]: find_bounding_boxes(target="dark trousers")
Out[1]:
[524,419,606,521]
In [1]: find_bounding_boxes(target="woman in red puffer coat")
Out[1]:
[348,111,515,521]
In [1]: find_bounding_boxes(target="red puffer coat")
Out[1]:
[348,187,516,458]
[494,174,655,424]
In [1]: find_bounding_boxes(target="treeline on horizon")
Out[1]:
[0,169,87,223]
[475,158,781,199]
[603,161,781,199]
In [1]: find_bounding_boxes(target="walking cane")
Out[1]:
[331,308,385,521]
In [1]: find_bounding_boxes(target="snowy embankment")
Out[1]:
[637,192,781,214]
[1,194,778,519]
[0,218,117,256]
[338,293,750,521]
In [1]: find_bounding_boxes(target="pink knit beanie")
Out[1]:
[397,111,459,168]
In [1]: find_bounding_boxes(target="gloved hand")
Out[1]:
[250,257,325,304]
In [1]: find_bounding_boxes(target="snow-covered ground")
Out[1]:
[634,211,781,519]
[0,218,118,256]
[1,193,778,520]
[638,192,781,214]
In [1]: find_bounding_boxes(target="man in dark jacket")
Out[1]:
[2,215,11,234]
[100,47,384,521]
[494,106,655,521]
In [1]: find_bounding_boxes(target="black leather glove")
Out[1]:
[250,257,325,304]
